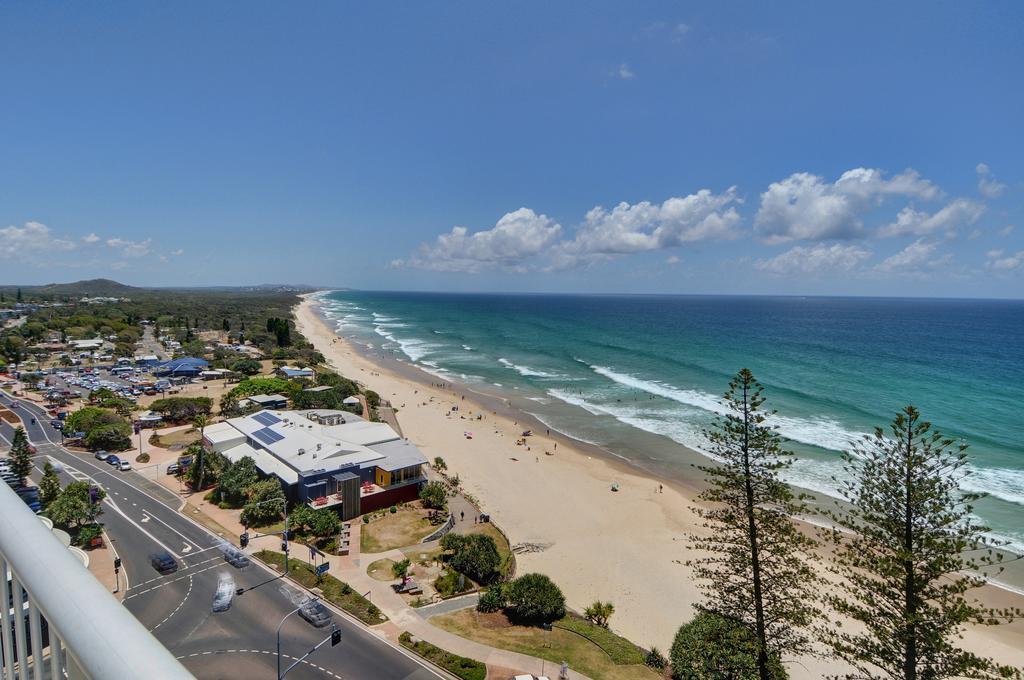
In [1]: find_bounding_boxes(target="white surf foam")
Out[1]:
[498,358,562,378]
[587,363,864,453]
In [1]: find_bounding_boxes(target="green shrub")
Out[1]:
[505,573,565,624]
[398,632,486,680]
[390,505,397,514]
[476,584,507,613]
[434,570,472,598]
[670,611,787,680]
[441,533,501,584]
[645,646,667,670]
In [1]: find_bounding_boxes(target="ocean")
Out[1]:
[316,290,1024,552]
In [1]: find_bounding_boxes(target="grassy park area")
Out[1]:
[430,610,659,680]
[254,550,386,625]
[359,505,437,553]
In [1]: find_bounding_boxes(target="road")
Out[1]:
[0,391,443,680]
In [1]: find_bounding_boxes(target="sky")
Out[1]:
[2,2,1023,298]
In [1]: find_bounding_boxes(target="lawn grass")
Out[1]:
[360,508,436,553]
[431,609,659,680]
[254,550,386,625]
[148,427,200,449]
[367,557,397,582]
[398,632,486,680]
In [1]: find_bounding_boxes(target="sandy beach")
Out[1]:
[294,294,1024,676]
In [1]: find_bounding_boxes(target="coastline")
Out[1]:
[295,292,1024,674]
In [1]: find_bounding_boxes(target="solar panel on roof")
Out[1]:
[252,427,283,445]
[253,412,281,426]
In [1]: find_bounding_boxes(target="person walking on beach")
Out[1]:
[460,510,465,522]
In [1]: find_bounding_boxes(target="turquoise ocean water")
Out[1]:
[317,291,1024,552]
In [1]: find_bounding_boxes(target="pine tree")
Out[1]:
[687,369,819,680]
[822,406,1020,679]
[222,318,230,332]
[39,462,62,508]
[9,427,33,485]
[16,287,23,302]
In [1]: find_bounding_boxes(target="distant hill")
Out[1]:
[32,279,141,297]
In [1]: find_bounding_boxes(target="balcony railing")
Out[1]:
[0,483,193,679]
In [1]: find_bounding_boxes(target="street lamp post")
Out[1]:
[275,598,314,680]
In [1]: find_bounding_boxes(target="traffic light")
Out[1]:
[240,532,249,548]
[113,557,122,571]
[330,628,341,647]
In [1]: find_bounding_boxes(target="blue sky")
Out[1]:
[2,2,1022,297]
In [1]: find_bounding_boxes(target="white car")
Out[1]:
[213,573,235,612]
[118,460,131,471]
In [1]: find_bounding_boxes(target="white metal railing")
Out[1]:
[0,483,193,679]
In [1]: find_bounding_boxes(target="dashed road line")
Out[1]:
[127,555,225,590]
[124,563,223,600]
[174,650,344,678]
[150,574,193,632]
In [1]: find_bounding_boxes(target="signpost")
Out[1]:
[315,562,330,577]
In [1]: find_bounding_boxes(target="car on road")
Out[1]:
[94,450,110,461]
[166,462,180,475]
[212,573,236,612]
[118,460,131,471]
[297,598,332,628]
[50,420,62,430]
[221,545,250,568]
[150,551,178,574]
[106,455,121,466]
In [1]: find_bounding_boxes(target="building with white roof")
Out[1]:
[203,409,428,520]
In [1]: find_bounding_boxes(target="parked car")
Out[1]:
[212,573,235,612]
[166,462,180,475]
[106,455,121,467]
[94,450,110,461]
[118,460,131,472]
[297,599,332,628]
[150,552,178,574]
[221,545,250,568]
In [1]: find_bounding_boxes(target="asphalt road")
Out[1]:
[1,391,443,680]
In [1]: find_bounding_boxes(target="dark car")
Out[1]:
[150,551,178,574]
[297,599,332,628]
[106,455,121,466]
[221,546,250,568]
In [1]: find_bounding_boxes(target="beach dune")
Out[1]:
[295,295,1024,677]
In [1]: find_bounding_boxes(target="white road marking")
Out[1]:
[150,575,193,632]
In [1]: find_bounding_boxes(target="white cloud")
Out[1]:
[0,221,75,258]
[879,198,984,238]
[106,237,152,258]
[170,248,185,256]
[666,255,681,265]
[999,224,1015,237]
[554,188,741,266]
[985,249,1024,271]
[756,243,872,275]
[672,23,690,41]
[976,163,1007,199]
[754,168,940,243]
[81,232,101,244]
[874,239,950,273]
[613,63,635,80]
[398,208,562,273]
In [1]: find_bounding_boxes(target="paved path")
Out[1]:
[415,592,479,618]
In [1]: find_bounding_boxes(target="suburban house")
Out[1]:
[278,365,314,379]
[202,409,428,521]
[239,393,289,410]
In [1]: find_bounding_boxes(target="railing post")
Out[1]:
[0,558,15,680]
[27,599,43,680]
[47,622,63,680]
[10,575,28,679]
